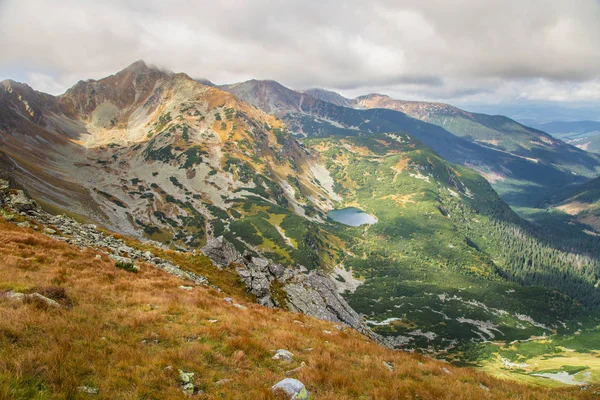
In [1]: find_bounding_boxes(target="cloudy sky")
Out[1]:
[1,0,600,112]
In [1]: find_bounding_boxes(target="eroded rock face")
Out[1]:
[201,235,373,337]
[284,271,368,335]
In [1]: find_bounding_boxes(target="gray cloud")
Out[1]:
[1,0,600,105]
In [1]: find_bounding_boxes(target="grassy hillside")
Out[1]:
[3,219,596,399]
[536,176,600,234]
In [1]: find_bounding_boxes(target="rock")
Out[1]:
[272,349,294,362]
[9,190,36,212]
[143,251,153,259]
[95,255,102,260]
[201,236,241,268]
[233,303,247,310]
[16,221,30,228]
[0,179,9,195]
[284,271,372,338]
[44,227,57,235]
[479,383,490,391]
[179,285,193,291]
[78,386,99,395]
[285,362,307,376]
[271,378,309,399]
[215,378,233,386]
[383,361,394,371]
[224,297,233,303]
[323,330,332,335]
[442,367,451,374]
[4,291,61,307]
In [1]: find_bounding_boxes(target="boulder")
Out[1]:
[9,190,36,212]
[201,236,241,268]
[271,378,309,399]
[272,349,294,362]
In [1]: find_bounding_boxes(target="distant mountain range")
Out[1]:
[223,82,600,207]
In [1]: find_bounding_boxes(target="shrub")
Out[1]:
[115,261,138,273]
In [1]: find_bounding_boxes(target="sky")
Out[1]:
[1,0,599,116]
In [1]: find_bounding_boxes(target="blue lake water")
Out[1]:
[327,207,377,226]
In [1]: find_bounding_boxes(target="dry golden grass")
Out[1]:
[0,219,595,399]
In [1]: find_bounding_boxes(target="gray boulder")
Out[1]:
[9,190,36,212]
[201,236,241,268]
[272,349,294,362]
[271,378,309,399]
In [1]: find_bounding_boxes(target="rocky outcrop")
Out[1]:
[202,235,374,337]
[284,271,368,334]
[201,236,241,268]
[0,179,208,287]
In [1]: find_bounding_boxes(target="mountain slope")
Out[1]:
[540,176,600,233]
[224,82,600,207]
[532,121,600,153]
[1,217,594,399]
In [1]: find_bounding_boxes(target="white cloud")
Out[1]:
[0,0,599,105]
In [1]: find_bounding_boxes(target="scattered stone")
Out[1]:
[224,297,233,303]
[272,349,295,362]
[479,383,490,391]
[215,378,233,386]
[179,285,193,291]
[207,319,218,323]
[78,386,98,395]
[442,367,451,374]
[95,254,102,260]
[323,330,332,335]
[271,378,309,399]
[335,325,345,332]
[233,303,247,310]
[383,361,394,371]
[0,184,209,288]
[285,362,307,376]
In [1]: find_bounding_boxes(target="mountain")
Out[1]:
[304,88,356,108]
[2,62,600,387]
[223,82,600,207]
[530,121,600,153]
